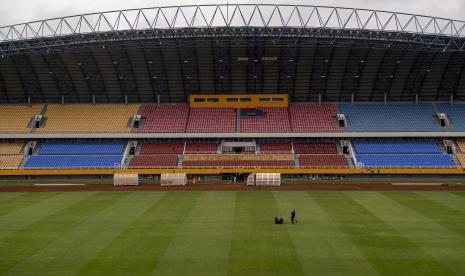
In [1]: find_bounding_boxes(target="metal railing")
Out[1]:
[1,4,464,45]
[1,164,458,170]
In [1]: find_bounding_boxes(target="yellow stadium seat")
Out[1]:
[0,105,43,133]
[0,155,23,169]
[38,104,140,133]
[456,140,465,153]
[0,142,25,155]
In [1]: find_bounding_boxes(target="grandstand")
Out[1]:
[241,107,291,133]
[186,108,236,133]
[138,104,189,133]
[338,104,442,132]
[436,104,465,131]
[289,104,341,133]
[0,4,464,179]
[37,104,139,133]
[0,105,43,133]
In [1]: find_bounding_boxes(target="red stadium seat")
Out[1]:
[187,108,237,133]
[299,154,348,168]
[129,155,179,168]
[289,104,341,133]
[185,143,218,154]
[260,143,293,153]
[293,143,338,154]
[240,108,291,133]
[138,104,189,133]
[140,143,185,154]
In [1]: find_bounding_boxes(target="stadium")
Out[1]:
[1,3,465,275]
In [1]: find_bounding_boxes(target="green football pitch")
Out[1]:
[0,191,464,275]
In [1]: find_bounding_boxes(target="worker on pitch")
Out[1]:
[291,209,297,224]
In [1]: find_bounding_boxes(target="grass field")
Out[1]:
[0,191,464,275]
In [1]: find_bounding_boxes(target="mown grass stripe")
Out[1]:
[451,192,465,199]
[416,192,465,214]
[0,192,95,239]
[0,193,24,204]
[273,191,378,275]
[228,192,304,276]
[310,192,452,275]
[4,192,163,276]
[0,192,128,274]
[78,191,200,275]
[152,192,236,276]
[348,192,463,275]
[384,192,465,238]
[0,192,60,217]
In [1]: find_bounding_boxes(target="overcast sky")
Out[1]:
[0,0,464,26]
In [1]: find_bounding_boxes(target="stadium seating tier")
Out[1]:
[437,104,465,131]
[186,108,236,133]
[355,154,455,168]
[140,143,184,154]
[185,143,218,154]
[38,142,125,155]
[338,104,442,132]
[299,154,348,168]
[183,160,295,168]
[0,142,24,155]
[0,105,43,133]
[129,155,179,168]
[293,143,338,154]
[38,104,139,133]
[289,104,341,132]
[240,108,291,133]
[138,104,188,133]
[352,140,441,154]
[25,156,123,169]
[0,155,24,169]
[259,143,293,153]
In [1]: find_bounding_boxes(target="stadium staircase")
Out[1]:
[432,103,441,115]
[451,155,461,168]
[18,157,28,169]
[236,108,241,133]
[122,141,134,169]
[346,140,358,167]
[346,156,355,168]
[294,154,301,168]
[29,105,48,133]
[336,141,355,168]
[437,140,460,167]
[438,140,448,154]
[444,140,462,168]
[131,105,145,133]
[178,155,184,168]
[123,156,133,168]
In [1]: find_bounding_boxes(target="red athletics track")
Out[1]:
[1,183,465,192]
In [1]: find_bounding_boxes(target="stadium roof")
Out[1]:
[0,4,465,104]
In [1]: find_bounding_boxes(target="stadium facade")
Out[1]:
[1,4,465,181]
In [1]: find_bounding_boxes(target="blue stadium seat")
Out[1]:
[38,142,125,155]
[355,154,455,168]
[25,155,123,169]
[338,104,442,132]
[436,104,465,131]
[353,140,441,154]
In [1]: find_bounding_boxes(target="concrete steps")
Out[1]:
[178,154,184,168]
[294,154,300,168]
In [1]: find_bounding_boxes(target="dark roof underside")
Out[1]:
[1,34,465,104]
